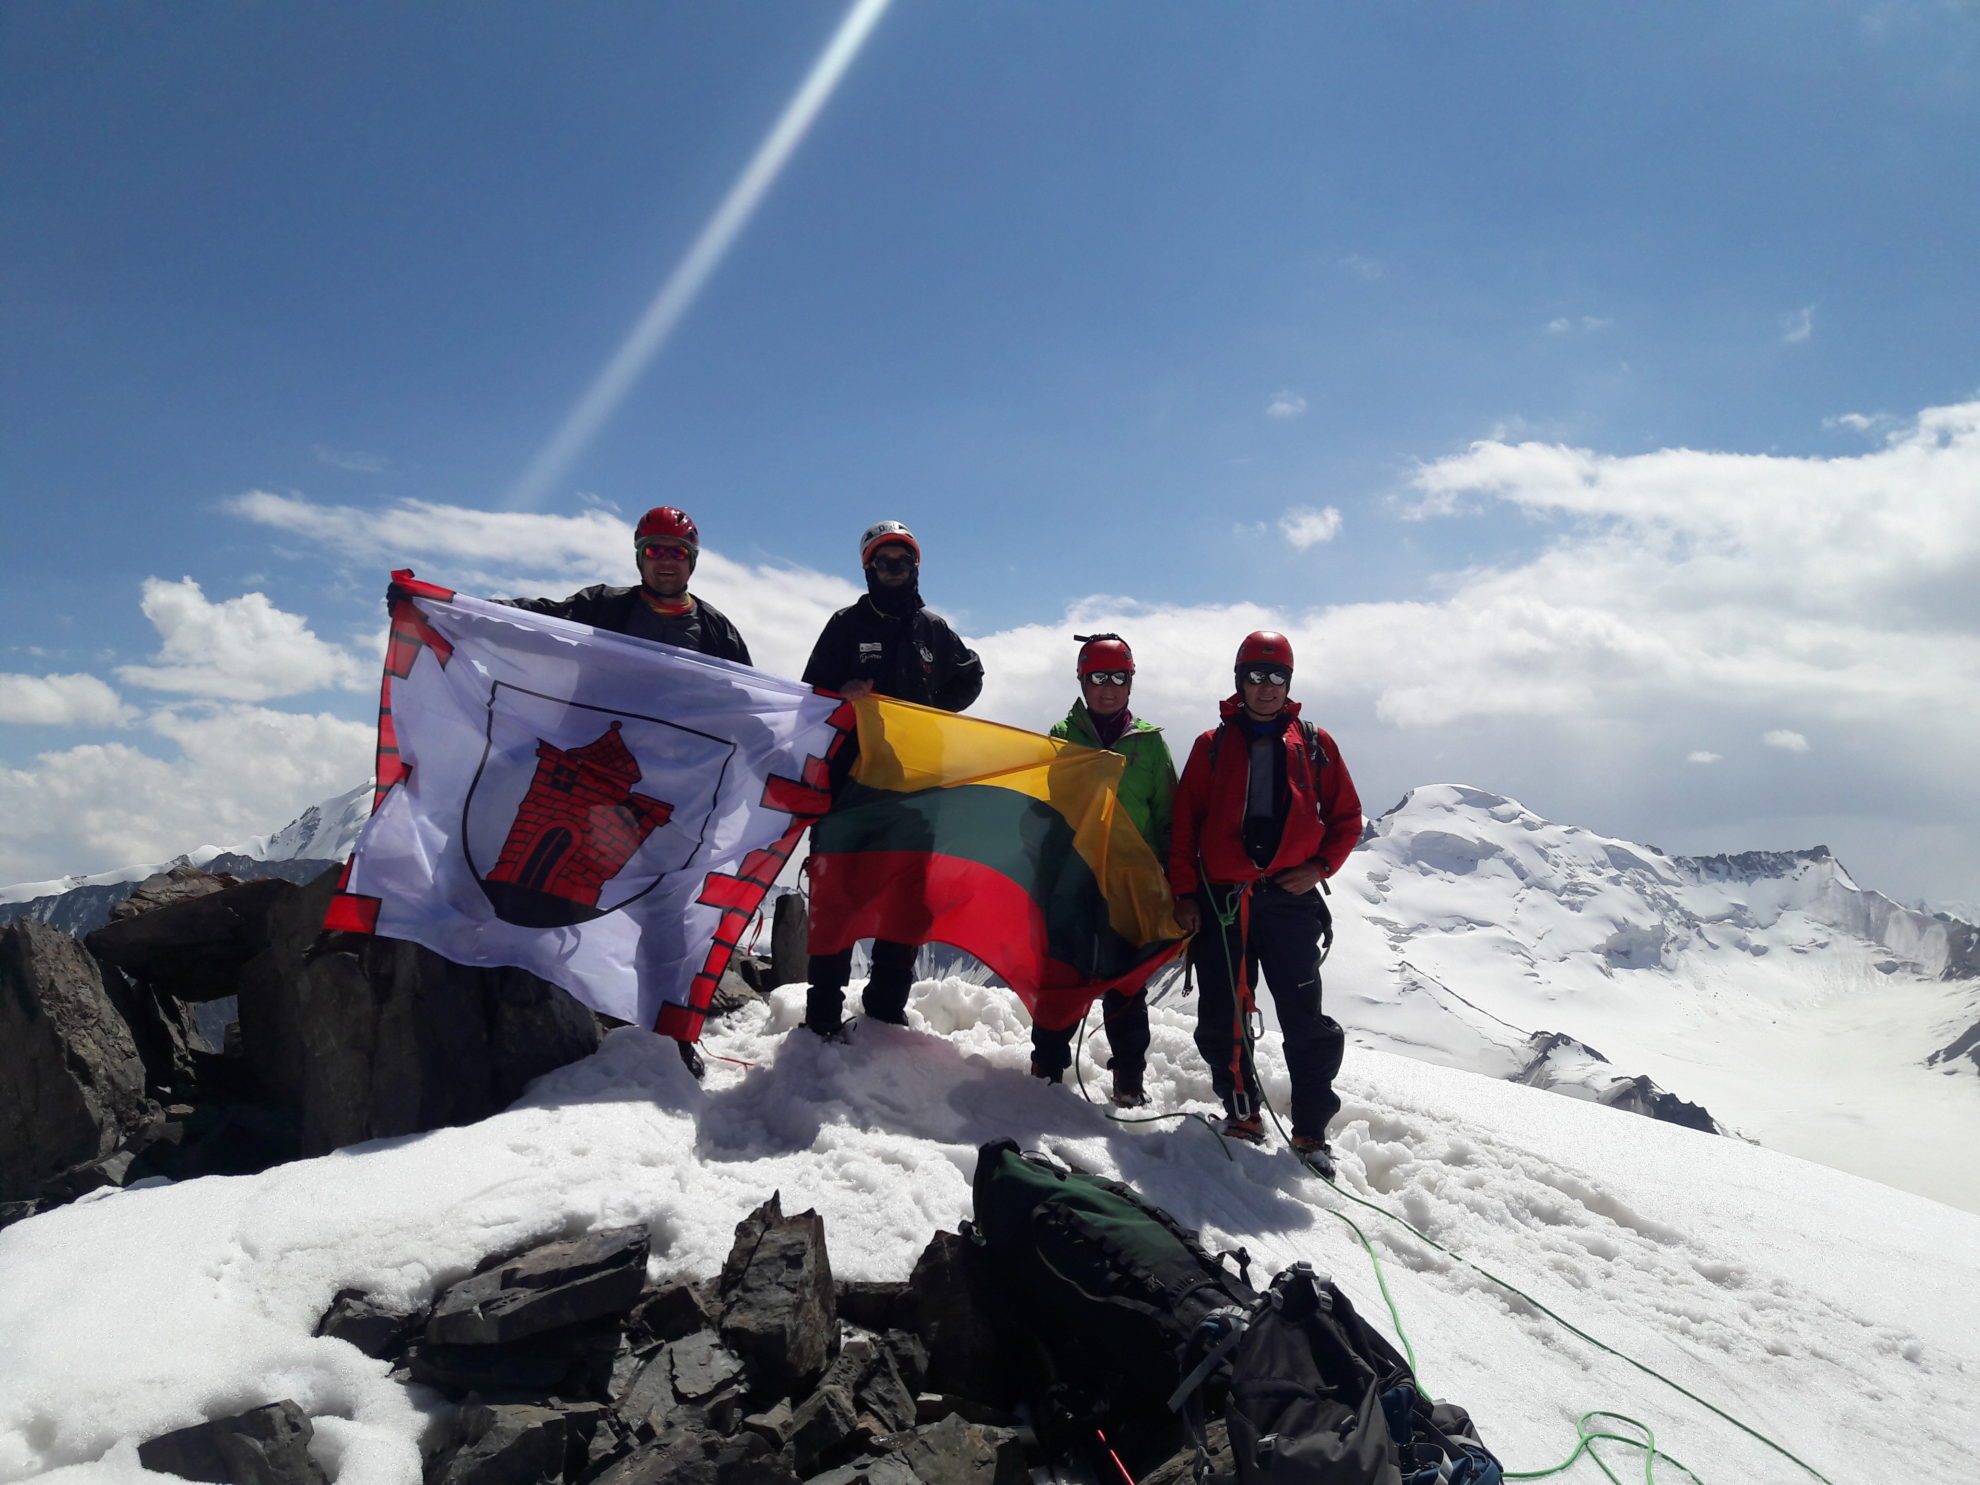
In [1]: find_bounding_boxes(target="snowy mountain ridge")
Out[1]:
[0,782,374,936]
[1330,783,1980,1210]
[0,781,373,909]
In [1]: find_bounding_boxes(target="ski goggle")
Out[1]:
[639,541,693,561]
[1082,670,1132,687]
[1241,667,1291,687]
[867,554,917,576]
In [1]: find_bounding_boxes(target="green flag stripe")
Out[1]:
[813,780,1151,979]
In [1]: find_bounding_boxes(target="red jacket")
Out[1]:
[1168,697,1363,895]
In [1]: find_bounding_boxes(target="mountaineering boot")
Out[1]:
[676,1040,706,1081]
[1029,1059,1064,1085]
[1221,1114,1266,1145]
[801,1014,850,1043]
[1110,1073,1148,1108]
[1290,1133,1335,1179]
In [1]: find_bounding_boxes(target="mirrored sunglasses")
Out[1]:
[1241,668,1291,687]
[640,541,693,562]
[1082,670,1132,687]
[868,554,917,576]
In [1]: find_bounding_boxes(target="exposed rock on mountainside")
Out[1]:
[0,919,155,1202]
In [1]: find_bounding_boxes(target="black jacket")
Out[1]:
[802,597,982,712]
[500,585,751,665]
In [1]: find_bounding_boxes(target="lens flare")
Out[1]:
[507,0,894,511]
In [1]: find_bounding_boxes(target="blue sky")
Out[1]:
[3,1,1977,910]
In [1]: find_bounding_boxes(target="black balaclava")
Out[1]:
[865,563,922,616]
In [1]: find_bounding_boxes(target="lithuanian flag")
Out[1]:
[807,695,1186,1030]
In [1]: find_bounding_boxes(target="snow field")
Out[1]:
[2,974,1976,1483]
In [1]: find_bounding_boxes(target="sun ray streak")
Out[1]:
[506,0,893,511]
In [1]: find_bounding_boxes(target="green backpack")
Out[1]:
[967,1138,1258,1476]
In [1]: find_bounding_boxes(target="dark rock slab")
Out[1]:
[708,962,761,1017]
[836,1280,913,1335]
[854,1351,916,1436]
[109,863,243,922]
[314,1288,427,1359]
[234,865,341,1113]
[740,1399,795,1449]
[766,894,807,992]
[879,1332,927,1396]
[291,935,600,1157]
[589,1429,719,1485]
[630,1277,714,1347]
[718,1195,835,1397]
[426,1401,568,1485]
[137,1400,328,1485]
[87,875,295,1001]
[910,1396,1018,1430]
[1,919,153,1200]
[670,1331,746,1401]
[786,1385,858,1478]
[428,1225,649,1345]
[894,1415,1025,1485]
[403,1312,625,1400]
[906,1232,1004,1406]
[807,1459,923,1485]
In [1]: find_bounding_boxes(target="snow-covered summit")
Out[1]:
[1329,783,1980,1211]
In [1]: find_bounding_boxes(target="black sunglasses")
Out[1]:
[1241,668,1291,687]
[868,555,917,576]
[1082,670,1132,687]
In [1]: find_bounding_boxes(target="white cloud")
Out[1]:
[1266,391,1308,419]
[1338,254,1384,282]
[0,705,374,888]
[228,492,859,683]
[1686,751,1722,764]
[311,445,390,474]
[115,578,371,702]
[1763,729,1811,753]
[0,673,132,728]
[1546,316,1613,334]
[1279,505,1343,550]
[1782,305,1815,344]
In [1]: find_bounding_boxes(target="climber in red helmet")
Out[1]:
[499,506,750,664]
[1169,630,1363,1176]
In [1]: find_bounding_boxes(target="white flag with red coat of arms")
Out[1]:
[327,572,852,1040]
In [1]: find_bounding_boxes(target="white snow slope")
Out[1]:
[1328,785,1980,1214]
[2,979,1976,1484]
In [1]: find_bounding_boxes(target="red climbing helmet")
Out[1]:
[1235,631,1294,671]
[635,506,700,549]
[1074,633,1134,677]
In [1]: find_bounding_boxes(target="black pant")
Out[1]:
[1190,882,1343,1139]
[806,939,918,1029]
[1028,988,1151,1085]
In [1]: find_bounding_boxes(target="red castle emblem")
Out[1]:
[479,721,673,927]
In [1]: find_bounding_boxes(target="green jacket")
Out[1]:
[1052,703,1177,859]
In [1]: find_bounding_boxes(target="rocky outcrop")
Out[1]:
[137,1400,328,1485]
[718,1195,836,1397]
[0,919,154,1200]
[290,929,601,1157]
[86,873,295,1002]
[2,862,620,1222]
[277,1202,1105,1485]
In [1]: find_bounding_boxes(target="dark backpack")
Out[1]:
[1228,1263,1503,1485]
[967,1138,1258,1475]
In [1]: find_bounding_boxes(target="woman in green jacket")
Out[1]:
[1031,633,1178,1106]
